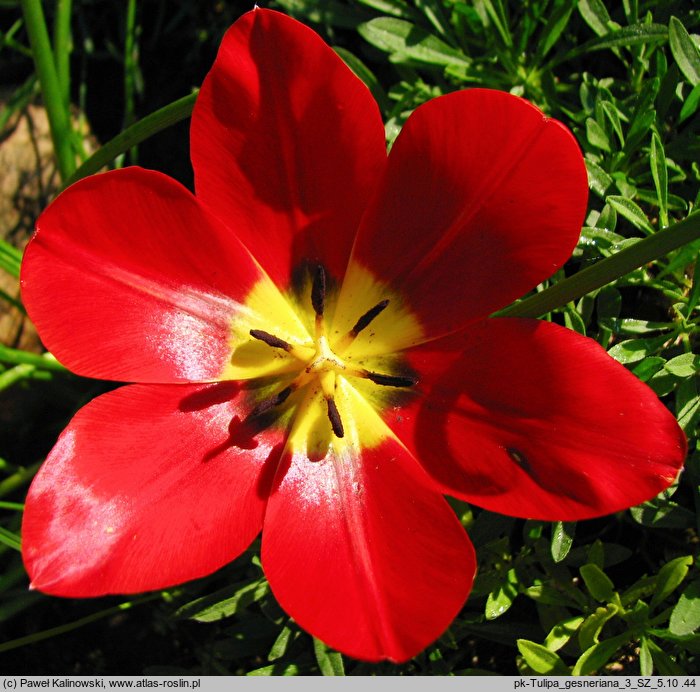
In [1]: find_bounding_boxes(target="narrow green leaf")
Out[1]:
[677,378,700,434]
[651,132,669,227]
[333,47,390,113]
[0,239,22,278]
[544,616,584,652]
[66,91,198,186]
[651,555,693,609]
[669,16,700,86]
[355,0,414,19]
[516,639,569,674]
[313,638,345,676]
[645,637,687,674]
[268,624,294,661]
[668,581,700,636]
[0,526,21,551]
[247,664,300,676]
[680,83,700,123]
[175,578,268,622]
[480,0,512,47]
[639,636,653,676]
[572,632,630,675]
[551,521,576,563]
[578,604,619,651]
[577,0,613,37]
[606,196,655,234]
[560,23,668,64]
[535,1,575,60]
[601,101,624,146]
[585,159,613,197]
[357,18,469,67]
[580,563,615,602]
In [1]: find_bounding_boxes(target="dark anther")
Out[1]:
[367,371,418,388]
[311,264,326,317]
[247,386,293,419]
[351,299,389,336]
[325,397,345,438]
[249,329,291,351]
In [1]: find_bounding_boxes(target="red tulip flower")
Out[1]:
[20,9,685,663]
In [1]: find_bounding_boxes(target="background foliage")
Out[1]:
[0,0,699,676]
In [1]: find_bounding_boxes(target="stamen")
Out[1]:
[326,397,345,438]
[366,371,418,388]
[350,299,389,336]
[249,329,292,351]
[311,264,326,317]
[247,386,293,419]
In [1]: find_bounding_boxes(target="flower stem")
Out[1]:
[21,0,75,181]
[52,0,72,110]
[497,210,700,319]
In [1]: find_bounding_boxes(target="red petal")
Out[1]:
[348,89,588,336]
[22,383,283,596]
[262,437,475,662]
[191,8,387,288]
[390,319,686,520]
[21,168,271,383]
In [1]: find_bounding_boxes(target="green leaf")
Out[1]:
[608,336,667,364]
[664,353,700,378]
[247,664,300,676]
[645,638,686,675]
[516,639,569,674]
[585,159,613,197]
[561,23,667,63]
[586,117,610,151]
[333,46,390,113]
[668,581,700,636]
[0,526,21,551]
[485,567,519,619]
[639,636,653,676]
[600,101,624,146]
[651,132,669,227]
[357,18,469,68]
[175,578,268,623]
[630,496,695,529]
[268,624,294,662]
[669,16,700,86]
[313,638,345,676]
[580,563,615,602]
[577,0,613,37]
[535,1,575,60]
[680,83,700,123]
[606,196,655,234]
[572,632,630,675]
[479,0,512,47]
[355,0,414,19]
[651,555,693,609]
[632,356,666,382]
[579,604,619,651]
[67,91,198,186]
[677,378,700,434]
[544,616,584,652]
[551,521,576,563]
[0,239,22,279]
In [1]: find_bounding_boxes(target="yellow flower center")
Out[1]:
[246,265,418,439]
